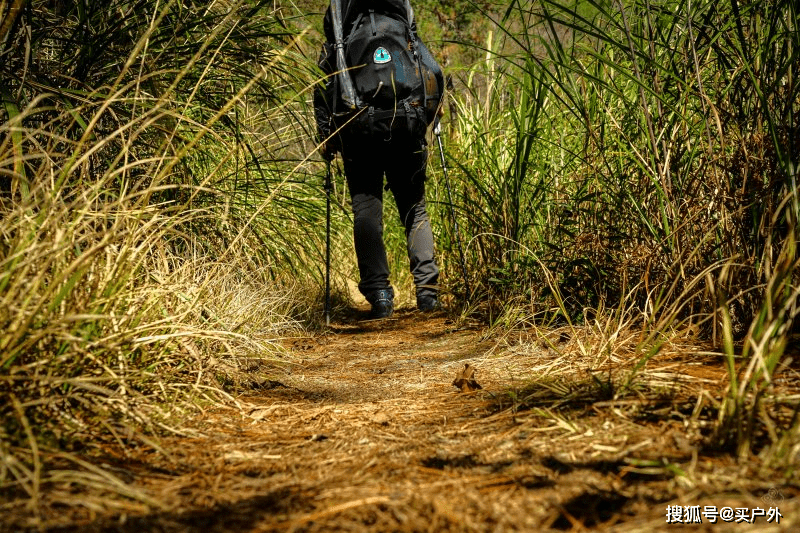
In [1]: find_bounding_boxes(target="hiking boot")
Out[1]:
[368,289,394,319]
[417,293,441,312]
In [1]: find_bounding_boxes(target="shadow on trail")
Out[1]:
[45,487,309,533]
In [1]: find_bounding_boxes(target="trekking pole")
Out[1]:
[434,119,471,300]
[324,159,333,326]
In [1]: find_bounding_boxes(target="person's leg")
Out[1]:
[386,140,439,308]
[341,142,394,315]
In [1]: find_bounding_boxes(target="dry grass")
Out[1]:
[1,2,320,519]
[2,1,798,530]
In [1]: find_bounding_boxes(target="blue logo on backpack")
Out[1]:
[373,47,391,64]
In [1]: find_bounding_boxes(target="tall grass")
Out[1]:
[2,0,797,520]
[0,0,332,517]
[434,0,798,458]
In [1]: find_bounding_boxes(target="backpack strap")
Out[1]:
[361,102,423,138]
[368,106,375,133]
[404,101,414,136]
[347,12,364,42]
[403,2,427,124]
[330,0,360,110]
[403,0,415,27]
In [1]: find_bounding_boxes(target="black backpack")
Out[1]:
[327,0,444,139]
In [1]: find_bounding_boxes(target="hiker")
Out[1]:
[314,0,444,319]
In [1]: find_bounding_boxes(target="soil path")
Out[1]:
[53,310,798,532]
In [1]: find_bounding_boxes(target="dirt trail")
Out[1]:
[46,310,798,532]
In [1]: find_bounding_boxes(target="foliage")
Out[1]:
[0,0,324,508]
[2,0,799,516]
[429,0,799,457]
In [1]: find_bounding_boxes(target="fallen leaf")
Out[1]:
[452,363,482,392]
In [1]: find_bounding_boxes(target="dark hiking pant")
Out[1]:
[340,134,439,302]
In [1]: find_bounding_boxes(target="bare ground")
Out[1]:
[8,308,800,532]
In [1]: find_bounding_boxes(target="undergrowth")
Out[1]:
[0,0,323,517]
[1,0,799,525]
[429,0,799,462]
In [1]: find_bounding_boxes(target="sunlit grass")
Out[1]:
[432,0,799,459]
[0,0,328,516]
[1,0,798,523]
